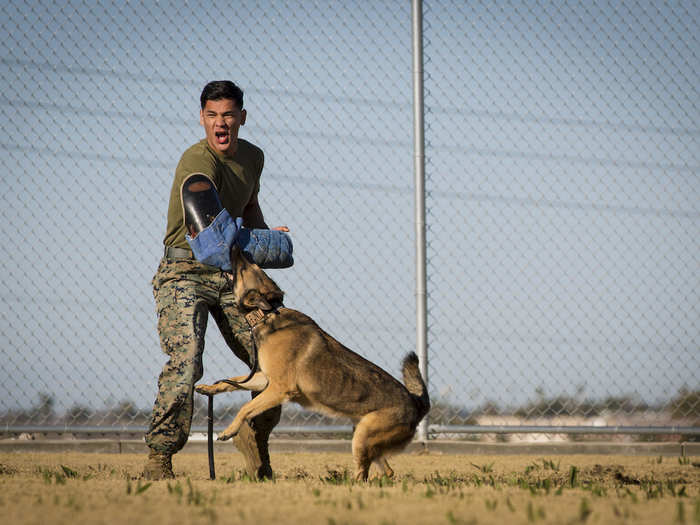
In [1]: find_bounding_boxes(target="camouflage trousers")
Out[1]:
[145,256,281,477]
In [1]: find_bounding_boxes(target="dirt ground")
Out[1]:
[1,450,698,524]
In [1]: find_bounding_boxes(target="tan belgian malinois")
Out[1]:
[195,248,430,481]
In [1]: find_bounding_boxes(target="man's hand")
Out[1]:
[236,226,294,268]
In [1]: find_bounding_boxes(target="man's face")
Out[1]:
[199,98,247,156]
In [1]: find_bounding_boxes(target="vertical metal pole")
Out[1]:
[207,395,216,480]
[412,0,428,442]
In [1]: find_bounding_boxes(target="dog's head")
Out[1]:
[231,247,285,312]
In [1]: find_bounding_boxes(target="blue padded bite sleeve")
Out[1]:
[185,210,242,271]
[236,228,294,268]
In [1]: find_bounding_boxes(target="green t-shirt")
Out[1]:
[163,138,264,249]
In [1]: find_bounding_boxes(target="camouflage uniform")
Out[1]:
[145,252,281,478]
[145,131,280,479]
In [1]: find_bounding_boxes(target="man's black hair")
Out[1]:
[200,80,244,109]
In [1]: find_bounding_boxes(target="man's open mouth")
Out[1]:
[215,131,229,144]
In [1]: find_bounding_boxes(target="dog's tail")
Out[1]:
[401,352,430,421]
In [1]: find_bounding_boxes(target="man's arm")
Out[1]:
[241,192,268,229]
[242,193,290,232]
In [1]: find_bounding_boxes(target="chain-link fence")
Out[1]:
[1,0,697,441]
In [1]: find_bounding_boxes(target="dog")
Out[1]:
[195,248,430,481]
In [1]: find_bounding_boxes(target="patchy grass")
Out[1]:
[0,451,698,524]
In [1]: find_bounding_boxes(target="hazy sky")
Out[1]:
[0,1,697,423]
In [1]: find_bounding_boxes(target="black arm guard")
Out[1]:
[181,173,223,237]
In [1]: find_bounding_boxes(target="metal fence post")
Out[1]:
[412,0,429,442]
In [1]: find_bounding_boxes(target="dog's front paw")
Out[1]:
[216,430,237,441]
[195,383,217,395]
[216,421,241,441]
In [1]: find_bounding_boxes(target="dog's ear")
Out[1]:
[241,289,272,311]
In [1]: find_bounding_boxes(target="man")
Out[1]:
[143,80,286,480]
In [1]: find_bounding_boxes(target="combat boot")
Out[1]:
[142,449,175,480]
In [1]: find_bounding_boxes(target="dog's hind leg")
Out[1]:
[373,457,395,479]
[195,371,268,396]
[352,413,386,481]
[351,427,372,482]
[217,387,287,441]
[352,409,414,481]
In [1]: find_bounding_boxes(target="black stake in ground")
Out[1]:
[207,394,215,480]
